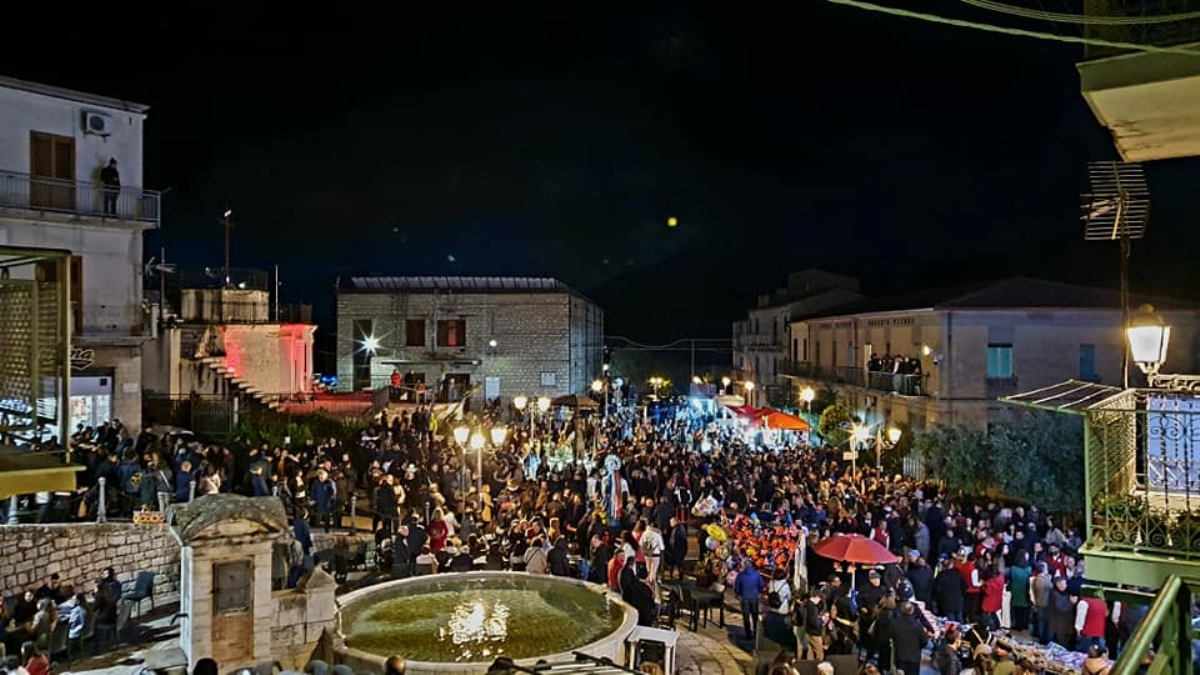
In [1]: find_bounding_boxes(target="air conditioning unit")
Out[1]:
[83,111,112,136]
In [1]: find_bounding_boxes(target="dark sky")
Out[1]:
[9,2,1200,348]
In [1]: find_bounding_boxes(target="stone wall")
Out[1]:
[0,522,180,602]
[335,289,603,400]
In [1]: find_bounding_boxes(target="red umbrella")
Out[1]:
[812,533,900,565]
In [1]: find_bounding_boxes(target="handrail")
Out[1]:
[1112,574,1191,675]
[0,169,161,224]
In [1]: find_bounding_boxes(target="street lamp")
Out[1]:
[722,376,732,394]
[878,426,902,472]
[591,379,604,393]
[536,396,552,413]
[453,425,471,512]
[743,380,755,405]
[513,395,528,411]
[649,377,664,398]
[801,386,815,413]
[1127,304,1200,391]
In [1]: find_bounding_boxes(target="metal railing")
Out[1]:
[0,170,160,224]
[1111,574,1191,675]
[780,360,928,396]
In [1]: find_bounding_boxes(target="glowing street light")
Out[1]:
[490,426,508,446]
[536,396,552,413]
[886,426,903,445]
[360,335,381,353]
[591,379,604,393]
[453,425,470,446]
[801,387,815,411]
[469,431,485,451]
[513,395,528,411]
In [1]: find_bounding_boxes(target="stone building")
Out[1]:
[782,277,1200,431]
[732,269,864,405]
[336,276,604,405]
[0,75,161,435]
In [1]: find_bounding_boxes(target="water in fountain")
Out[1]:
[342,576,626,663]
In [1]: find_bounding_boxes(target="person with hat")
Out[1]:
[992,640,1017,675]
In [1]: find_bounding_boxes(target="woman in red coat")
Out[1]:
[427,508,450,553]
[981,564,1006,631]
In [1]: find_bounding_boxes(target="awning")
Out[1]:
[758,408,811,431]
[0,451,83,500]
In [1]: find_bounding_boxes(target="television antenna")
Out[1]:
[144,248,178,325]
[1081,160,1150,388]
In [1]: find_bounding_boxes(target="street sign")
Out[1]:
[843,451,857,461]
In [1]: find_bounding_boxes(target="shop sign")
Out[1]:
[70,347,95,371]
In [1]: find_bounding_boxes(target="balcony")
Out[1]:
[0,170,161,225]
[780,360,928,396]
[734,334,783,350]
[1078,1,1200,160]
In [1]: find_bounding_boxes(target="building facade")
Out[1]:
[733,269,863,405]
[782,277,1200,431]
[0,76,160,434]
[336,277,604,405]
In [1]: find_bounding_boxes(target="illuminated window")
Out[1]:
[437,319,466,348]
[986,344,1013,378]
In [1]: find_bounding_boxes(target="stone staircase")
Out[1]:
[194,354,284,411]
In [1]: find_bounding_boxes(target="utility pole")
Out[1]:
[159,246,166,326]
[220,208,234,287]
[274,264,281,322]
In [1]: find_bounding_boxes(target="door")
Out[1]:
[441,373,470,403]
[29,132,75,211]
[211,560,254,665]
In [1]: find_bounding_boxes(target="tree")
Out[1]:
[913,424,991,493]
[818,398,855,446]
[989,412,1084,513]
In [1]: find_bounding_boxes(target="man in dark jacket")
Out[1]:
[548,538,571,577]
[885,602,928,675]
[906,554,935,605]
[932,557,967,622]
[624,567,658,627]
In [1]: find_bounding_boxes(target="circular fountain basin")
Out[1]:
[333,572,639,675]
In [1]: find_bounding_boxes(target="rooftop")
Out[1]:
[800,277,1198,320]
[0,75,150,114]
[342,275,578,294]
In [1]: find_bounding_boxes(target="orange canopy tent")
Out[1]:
[757,408,811,431]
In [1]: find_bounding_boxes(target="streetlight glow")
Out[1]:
[591,379,604,393]
[536,396,552,413]
[469,431,485,451]
[1128,304,1171,375]
[513,395,528,411]
[801,387,815,403]
[887,426,902,444]
[743,381,755,391]
[360,335,380,353]
[490,426,508,446]
[721,377,731,388]
[453,425,470,445]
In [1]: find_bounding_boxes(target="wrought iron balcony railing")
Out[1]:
[1085,388,1200,563]
[780,360,929,396]
[0,170,161,224]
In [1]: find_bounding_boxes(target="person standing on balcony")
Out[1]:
[100,158,120,215]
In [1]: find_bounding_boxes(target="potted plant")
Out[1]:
[1169,510,1200,556]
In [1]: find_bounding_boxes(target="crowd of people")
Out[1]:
[0,396,1164,675]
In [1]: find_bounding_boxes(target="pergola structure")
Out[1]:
[0,245,80,502]
[1004,380,1200,588]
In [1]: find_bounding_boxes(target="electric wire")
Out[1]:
[961,0,1200,26]
[826,0,1200,56]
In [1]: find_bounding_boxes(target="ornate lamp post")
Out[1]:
[453,425,470,511]
[743,380,755,405]
[592,379,607,420]
[801,386,815,413]
[1127,304,1200,391]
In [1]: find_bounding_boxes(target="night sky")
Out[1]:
[9,3,1200,352]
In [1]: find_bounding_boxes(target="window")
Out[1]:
[213,560,251,613]
[540,372,556,387]
[987,343,1013,378]
[405,319,425,347]
[437,319,466,347]
[802,339,808,361]
[1079,344,1097,380]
